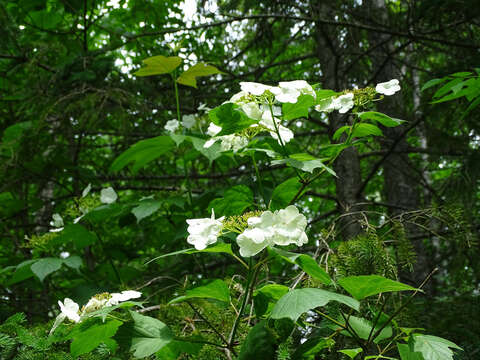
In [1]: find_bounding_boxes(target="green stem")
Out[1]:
[228,258,256,349]
[251,153,267,206]
[187,302,229,346]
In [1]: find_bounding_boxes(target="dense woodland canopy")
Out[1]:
[0,0,479,359]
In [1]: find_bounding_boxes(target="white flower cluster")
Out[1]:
[185,205,308,257]
[164,114,197,133]
[314,79,401,115]
[203,80,316,153]
[49,290,141,335]
[236,205,308,257]
[203,123,249,153]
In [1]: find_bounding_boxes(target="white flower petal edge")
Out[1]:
[186,209,224,250]
[375,79,401,96]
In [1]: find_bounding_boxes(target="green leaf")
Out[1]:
[31,258,63,282]
[129,311,173,358]
[270,288,360,322]
[7,260,36,285]
[253,284,289,317]
[55,224,97,248]
[315,89,338,100]
[337,316,392,344]
[238,320,277,360]
[63,256,83,270]
[333,126,350,141]
[352,123,383,138]
[110,136,175,173]
[168,279,230,304]
[282,94,315,120]
[338,275,418,300]
[420,78,445,92]
[272,156,336,176]
[176,63,223,88]
[208,185,253,216]
[271,248,332,285]
[270,177,302,210]
[412,334,462,360]
[155,339,202,359]
[29,10,62,29]
[134,55,182,76]
[208,103,257,136]
[398,343,424,360]
[189,136,223,162]
[69,318,123,357]
[338,348,363,359]
[433,78,463,99]
[132,199,161,222]
[292,337,335,360]
[358,111,404,127]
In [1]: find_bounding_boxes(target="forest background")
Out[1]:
[0,0,479,359]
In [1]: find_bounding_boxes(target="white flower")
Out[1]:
[198,103,211,112]
[375,79,401,96]
[186,209,225,250]
[50,213,64,228]
[272,206,308,246]
[333,93,354,113]
[271,80,316,103]
[82,183,91,197]
[229,90,250,103]
[164,119,180,133]
[240,102,263,120]
[206,122,222,136]
[219,134,249,153]
[59,298,80,322]
[182,114,196,129]
[259,111,294,144]
[236,206,308,257]
[49,298,80,335]
[240,82,275,96]
[314,97,336,113]
[82,297,108,314]
[237,212,276,257]
[100,187,117,204]
[106,290,142,306]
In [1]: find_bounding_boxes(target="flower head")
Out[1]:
[236,205,308,257]
[164,119,180,133]
[271,80,316,103]
[240,82,274,96]
[186,209,225,250]
[333,93,354,113]
[100,187,118,204]
[182,114,196,129]
[49,298,80,335]
[375,79,401,96]
[206,122,222,136]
